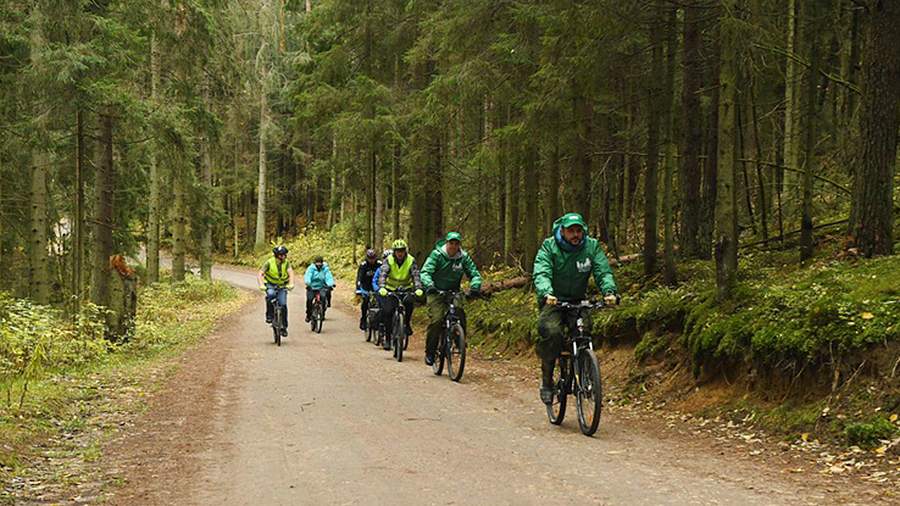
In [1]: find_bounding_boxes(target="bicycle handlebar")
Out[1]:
[554,300,608,310]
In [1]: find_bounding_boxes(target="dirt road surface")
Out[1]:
[106,265,880,505]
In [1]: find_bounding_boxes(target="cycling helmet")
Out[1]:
[365,249,377,260]
[273,245,288,256]
[391,239,408,250]
[382,249,392,260]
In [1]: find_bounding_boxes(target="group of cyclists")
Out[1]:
[257,211,619,407]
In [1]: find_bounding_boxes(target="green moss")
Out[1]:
[843,417,898,448]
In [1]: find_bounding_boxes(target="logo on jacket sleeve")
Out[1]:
[576,259,592,273]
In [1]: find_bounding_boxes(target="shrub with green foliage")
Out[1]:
[843,417,899,447]
[0,293,111,408]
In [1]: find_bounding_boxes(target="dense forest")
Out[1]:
[0,0,898,313]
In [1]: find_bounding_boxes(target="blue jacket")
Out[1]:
[371,265,383,291]
[304,263,335,290]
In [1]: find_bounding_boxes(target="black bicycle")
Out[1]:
[309,287,331,334]
[387,289,415,362]
[358,291,383,344]
[430,290,468,382]
[268,286,288,346]
[545,300,607,436]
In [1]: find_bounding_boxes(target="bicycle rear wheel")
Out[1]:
[315,306,323,333]
[432,334,445,376]
[575,350,603,436]
[447,323,466,382]
[546,355,569,425]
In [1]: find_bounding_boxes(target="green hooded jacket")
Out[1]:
[532,216,617,303]
[421,239,482,292]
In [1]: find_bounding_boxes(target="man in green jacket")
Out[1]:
[533,212,619,404]
[421,232,482,366]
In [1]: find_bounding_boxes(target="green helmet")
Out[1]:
[391,239,408,250]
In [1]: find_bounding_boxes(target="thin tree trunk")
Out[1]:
[374,161,385,251]
[200,78,213,281]
[147,32,161,282]
[644,18,662,276]
[391,142,400,240]
[750,76,769,245]
[782,0,801,223]
[254,81,268,249]
[523,146,539,271]
[848,0,899,256]
[715,1,739,301]
[700,10,720,260]
[29,9,49,304]
[662,5,677,285]
[171,162,187,282]
[73,107,85,310]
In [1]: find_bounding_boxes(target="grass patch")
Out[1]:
[0,275,248,501]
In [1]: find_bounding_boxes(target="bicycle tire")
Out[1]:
[273,306,282,346]
[309,302,317,332]
[432,334,445,376]
[447,323,466,382]
[394,312,404,362]
[546,355,568,425]
[575,350,603,436]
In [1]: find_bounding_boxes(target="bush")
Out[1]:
[843,417,898,447]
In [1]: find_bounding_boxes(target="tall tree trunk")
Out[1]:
[200,78,213,281]
[782,0,801,223]
[91,110,115,306]
[391,142,400,240]
[147,32,161,282]
[849,0,900,256]
[374,160,385,251]
[545,116,561,233]
[171,162,187,282]
[800,3,821,261]
[254,83,268,249]
[523,146,539,271]
[28,8,50,304]
[680,3,703,259]
[327,135,337,229]
[715,2,739,301]
[750,76,769,245]
[644,19,663,276]
[73,107,85,310]
[662,5,677,285]
[574,94,592,224]
[699,11,721,260]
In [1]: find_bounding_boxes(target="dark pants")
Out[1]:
[265,284,288,328]
[536,303,579,385]
[359,294,371,328]
[425,293,467,357]
[381,293,414,338]
[306,288,331,318]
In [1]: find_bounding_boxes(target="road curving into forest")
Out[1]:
[108,264,876,505]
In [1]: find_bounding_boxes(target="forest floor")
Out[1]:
[16,262,893,505]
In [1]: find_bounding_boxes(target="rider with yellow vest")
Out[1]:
[257,245,295,335]
[377,239,424,350]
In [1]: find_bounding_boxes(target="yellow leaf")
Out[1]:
[875,446,887,455]
[861,312,875,320]
[891,414,898,423]
[801,433,809,442]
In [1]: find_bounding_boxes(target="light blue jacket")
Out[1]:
[304,263,335,290]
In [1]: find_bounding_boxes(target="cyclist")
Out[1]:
[533,212,619,405]
[377,240,423,351]
[304,255,335,323]
[257,245,295,335]
[420,232,482,366]
[355,249,382,331]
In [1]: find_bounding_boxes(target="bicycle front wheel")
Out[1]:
[575,350,603,436]
[546,355,569,426]
[273,307,282,346]
[447,323,466,382]
[394,313,405,362]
